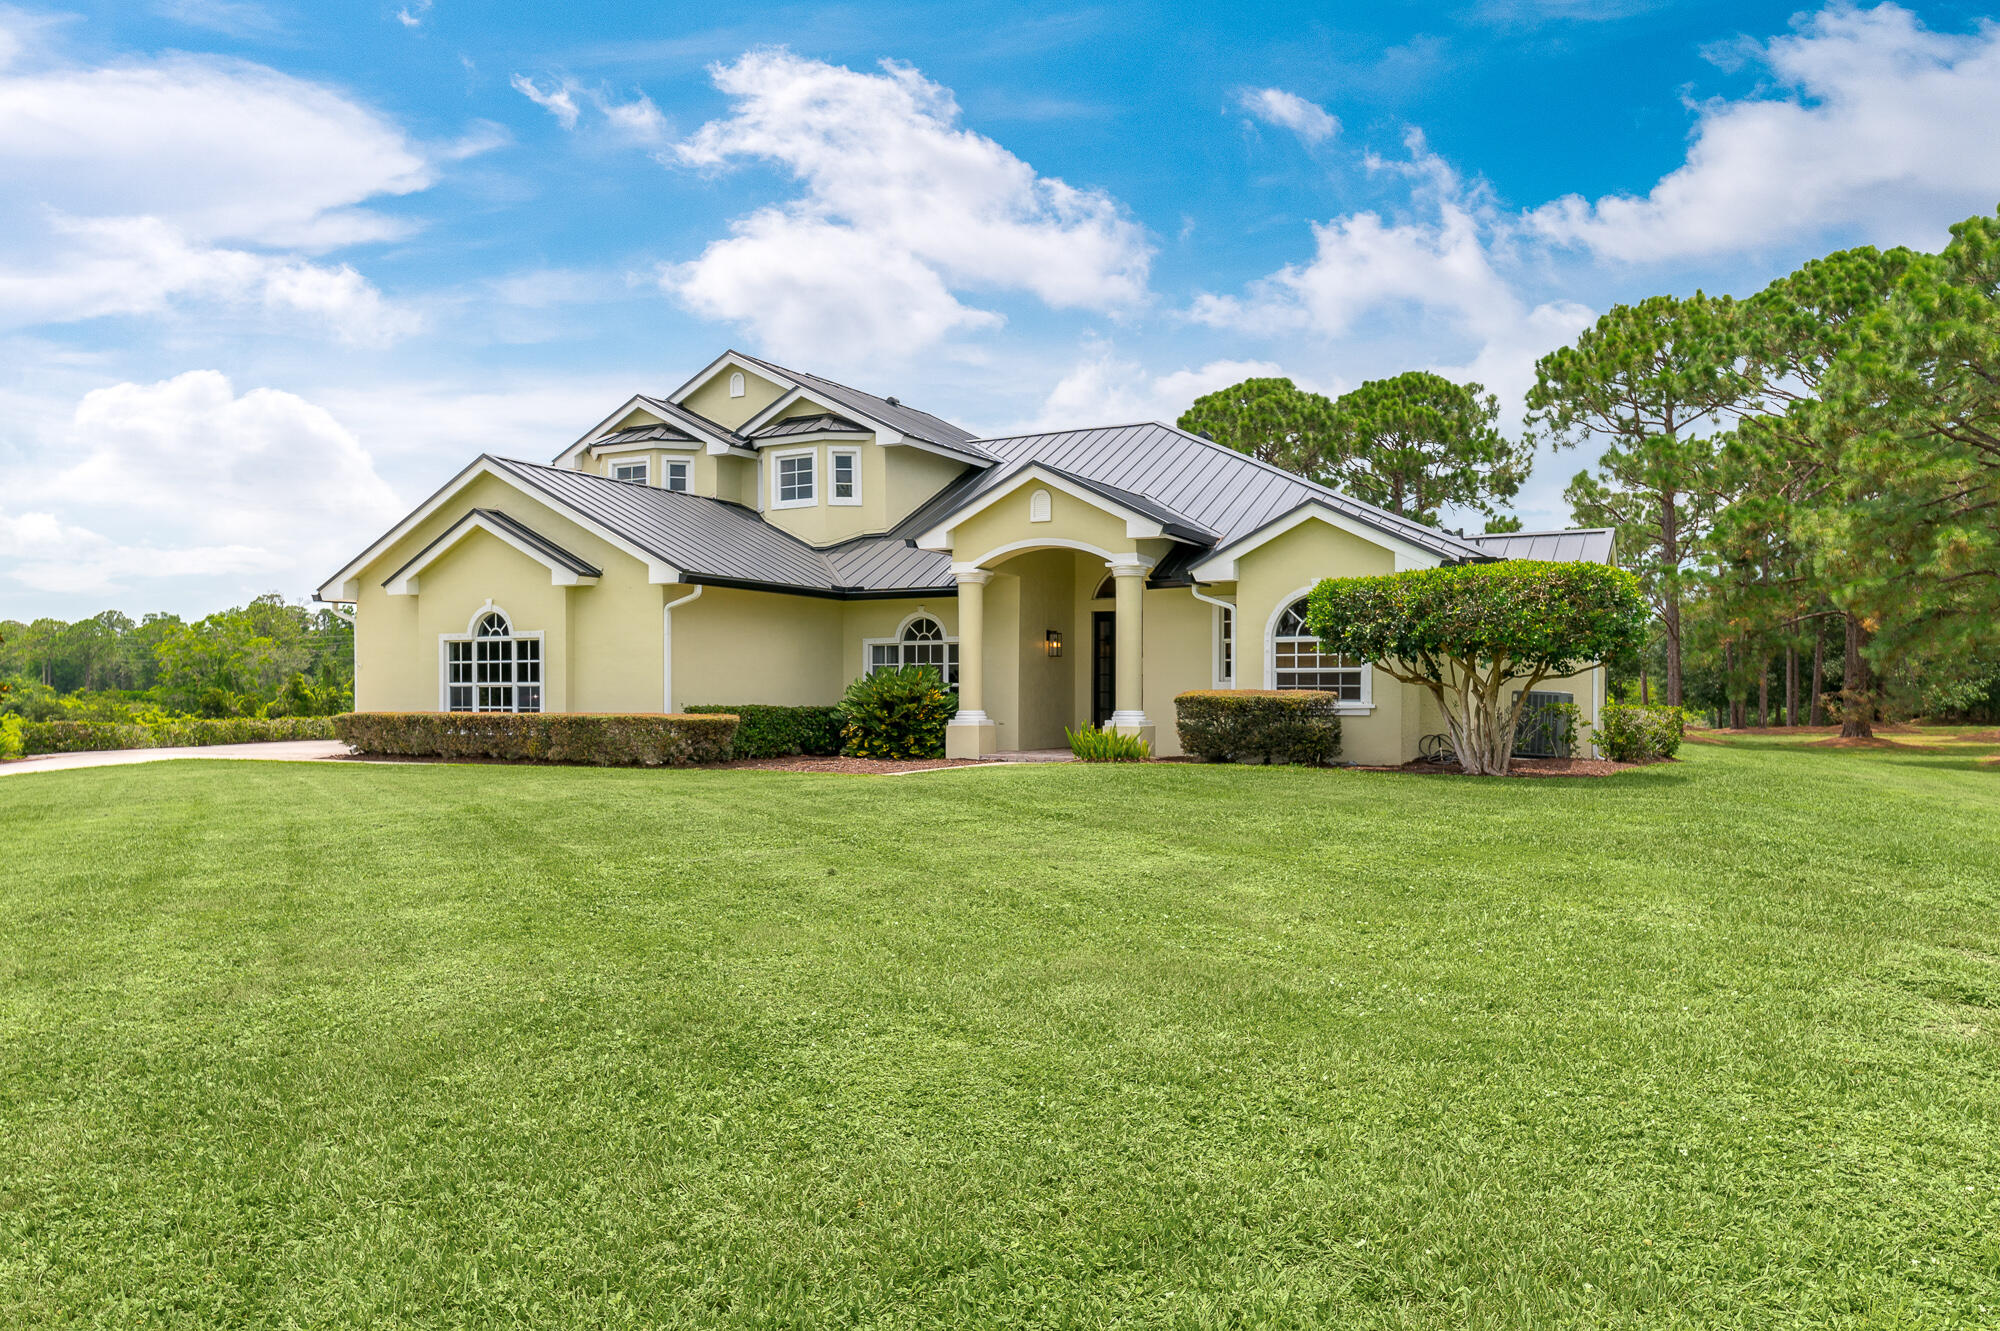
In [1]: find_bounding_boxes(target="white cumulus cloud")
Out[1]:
[1527,3,2000,261]
[0,16,453,340]
[3,371,404,598]
[1014,348,1294,436]
[662,49,1152,364]
[1237,87,1338,145]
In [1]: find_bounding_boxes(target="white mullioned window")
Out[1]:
[1218,606,1234,684]
[1270,597,1365,702]
[829,448,861,504]
[664,460,690,492]
[612,459,648,484]
[443,608,543,712]
[863,615,959,686]
[773,449,816,507]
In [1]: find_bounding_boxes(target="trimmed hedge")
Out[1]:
[19,716,337,756]
[1175,690,1342,765]
[334,712,738,767]
[1593,703,1686,763]
[684,704,842,758]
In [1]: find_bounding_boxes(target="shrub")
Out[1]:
[685,704,842,758]
[0,714,23,760]
[1174,690,1342,765]
[18,716,339,754]
[836,666,956,760]
[1066,724,1150,762]
[1592,703,1686,762]
[333,713,737,767]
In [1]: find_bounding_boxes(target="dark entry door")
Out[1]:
[1092,611,1116,726]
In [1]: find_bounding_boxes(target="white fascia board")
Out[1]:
[914,464,1167,551]
[385,513,601,596]
[587,438,704,457]
[317,456,681,602]
[1188,502,1446,581]
[667,350,793,406]
[745,429,873,448]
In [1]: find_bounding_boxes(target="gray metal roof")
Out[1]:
[489,457,954,597]
[749,412,870,439]
[592,422,698,447]
[384,507,601,587]
[1464,528,1617,564]
[730,351,991,456]
[629,395,750,449]
[892,421,1493,579]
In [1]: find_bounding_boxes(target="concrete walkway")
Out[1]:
[0,739,353,777]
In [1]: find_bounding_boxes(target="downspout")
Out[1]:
[1188,584,1236,688]
[662,584,704,713]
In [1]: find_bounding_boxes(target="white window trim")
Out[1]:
[1263,586,1373,712]
[663,459,690,492]
[860,611,959,684]
[828,446,862,506]
[611,458,649,485]
[438,600,546,713]
[1190,586,1234,688]
[770,446,817,509]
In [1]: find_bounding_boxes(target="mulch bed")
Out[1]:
[718,755,991,775]
[1359,755,1659,778]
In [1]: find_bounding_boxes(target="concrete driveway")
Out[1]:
[0,739,353,777]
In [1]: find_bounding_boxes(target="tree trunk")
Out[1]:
[1639,667,1650,706]
[1809,630,1825,726]
[1725,642,1744,728]
[1785,646,1799,727]
[1757,658,1769,728]
[1660,489,1684,706]
[1841,612,1873,739]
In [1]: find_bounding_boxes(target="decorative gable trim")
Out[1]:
[667,350,792,406]
[913,463,1178,551]
[383,508,602,596]
[1187,501,1452,582]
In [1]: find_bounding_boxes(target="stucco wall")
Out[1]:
[681,363,786,430]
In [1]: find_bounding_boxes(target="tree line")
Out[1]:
[0,594,354,723]
[1181,205,2000,734]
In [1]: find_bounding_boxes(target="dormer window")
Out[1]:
[612,460,648,484]
[729,371,745,398]
[664,460,689,492]
[773,448,815,508]
[830,448,861,505]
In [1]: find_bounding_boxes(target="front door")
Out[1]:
[1092,611,1116,726]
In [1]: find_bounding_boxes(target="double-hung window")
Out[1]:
[664,460,690,492]
[1271,598,1364,702]
[773,450,815,508]
[445,611,542,712]
[611,459,648,484]
[829,448,861,505]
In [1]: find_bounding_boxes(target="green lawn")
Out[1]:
[3,742,1997,1328]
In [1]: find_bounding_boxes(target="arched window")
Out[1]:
[728,371,745,398]
[444,609,543,712]
[863,615,959,686]
[1271,598,1363,700]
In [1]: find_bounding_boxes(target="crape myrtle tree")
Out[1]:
[1319,372,1533,524]
[1177,377,1338,476]
[1307,560,1648,776]
[1526,293,1746,707]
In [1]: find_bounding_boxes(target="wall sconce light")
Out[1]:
[1043,630,1063,658]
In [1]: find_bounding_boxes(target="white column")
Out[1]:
[1108,559,1153,737]
[946,566,998,756]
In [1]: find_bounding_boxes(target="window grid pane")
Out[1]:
[665,462,689,492]
[832,452,856,499]
[778,455,814,502]
[1272,598,1361,700]
[447,622,542,713]
[613,461,647,484]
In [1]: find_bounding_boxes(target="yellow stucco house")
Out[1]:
[319,350,1613,762]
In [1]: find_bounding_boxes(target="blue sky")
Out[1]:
[4,0,1999,619]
